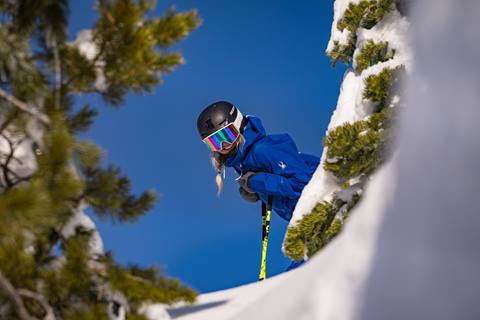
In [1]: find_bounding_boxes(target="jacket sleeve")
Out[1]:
[246,138,311,198]
[248,172,301,198]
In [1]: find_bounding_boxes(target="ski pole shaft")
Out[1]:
[259,195,273,281]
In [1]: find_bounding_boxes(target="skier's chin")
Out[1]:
[217,144,236,156]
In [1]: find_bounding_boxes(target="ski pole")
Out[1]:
[259,195,273,281]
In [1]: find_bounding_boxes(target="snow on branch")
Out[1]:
[70,29,107,92]
[61,203,105,257]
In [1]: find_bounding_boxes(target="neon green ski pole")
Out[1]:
[259,195,273,281]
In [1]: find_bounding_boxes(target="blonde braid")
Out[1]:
[210,154,225,196]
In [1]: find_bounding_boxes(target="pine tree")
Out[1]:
[329,0,394,66]
[284,199,346,262]
[0,1,200,319]
[323,106,396,180]
[355,40,395,73]
[284,0,409,260]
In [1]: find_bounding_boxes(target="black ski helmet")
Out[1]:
[197,101,244,139]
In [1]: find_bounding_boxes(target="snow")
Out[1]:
[288,150,337,225]
[360,0,480,318]
[289,2,412,228]
[335,180,363,202]
[61,203,105,256]
[107,291,129,320]
[72,29,98,60]
[354,9,412,73]
[0,128,38,190]
[326,0,362,52]
[0,102,47,190]
[327,71,371,129]
[140,304,171,320]
[158,265,295,320]
[70,29,107,91]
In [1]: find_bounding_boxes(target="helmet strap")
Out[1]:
[239,116,248,134]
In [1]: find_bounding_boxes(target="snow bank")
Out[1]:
[360,0,480,318]
[163,270,292,320]
[290,3,411,226]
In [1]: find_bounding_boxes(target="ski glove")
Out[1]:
[239,186,259,203]
[238,171,256,193]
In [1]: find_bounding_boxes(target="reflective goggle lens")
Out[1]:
[203,124,240,152]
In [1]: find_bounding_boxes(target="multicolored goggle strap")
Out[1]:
[203,123,240,152]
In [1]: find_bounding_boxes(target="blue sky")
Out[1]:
[70,0,346,293]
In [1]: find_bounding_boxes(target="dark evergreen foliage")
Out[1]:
[323,107,395,180]
[328,0,395,67]
[355,40,395,73]
[286,0,402,262]
[328,35,357,67]
[0,1,200,318]
[363,66,403,107]
[284,197,358,261]
[337,0,394,32]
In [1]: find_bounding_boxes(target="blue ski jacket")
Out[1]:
[224,116,320,221]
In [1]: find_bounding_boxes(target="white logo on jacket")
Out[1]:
[278,161,287,170]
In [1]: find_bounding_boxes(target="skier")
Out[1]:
[197,101,320,270]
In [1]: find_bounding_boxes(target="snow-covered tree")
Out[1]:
[0,1,200,319]
[284,0,412,261]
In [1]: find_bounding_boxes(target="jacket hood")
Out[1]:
[225,115,265,168]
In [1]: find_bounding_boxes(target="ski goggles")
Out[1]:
[203,123,240,152]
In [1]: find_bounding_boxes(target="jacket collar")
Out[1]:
[225,115,266,168]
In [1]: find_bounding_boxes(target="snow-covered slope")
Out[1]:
[160,0,480,319]
[291,3,411,226]
[163,268,292,320]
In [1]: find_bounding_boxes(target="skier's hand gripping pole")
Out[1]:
[259,195,273,281]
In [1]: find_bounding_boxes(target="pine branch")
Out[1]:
[0,88,50,125]
[51,37,62,111]
[17,288,56,320]
[63,34,106,90]
[0,269,37,320]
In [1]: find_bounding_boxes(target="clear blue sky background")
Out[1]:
[69,0,346,293]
